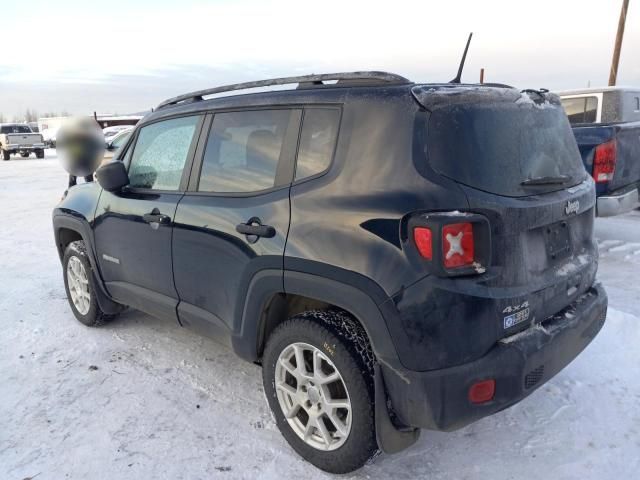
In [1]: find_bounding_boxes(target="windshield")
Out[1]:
[426,96,586,197]
[1,125,32,134]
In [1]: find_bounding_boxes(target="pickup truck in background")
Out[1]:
[0,123,46,160]
[559,87,640,216]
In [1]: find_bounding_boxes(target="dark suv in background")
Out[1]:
[52,72,608,473]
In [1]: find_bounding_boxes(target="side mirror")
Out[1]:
[96,161,129,192]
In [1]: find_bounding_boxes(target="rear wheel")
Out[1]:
[263,310,378,474]
[36,149,44,159]
[62,240,118,326]
[2,150,10,161]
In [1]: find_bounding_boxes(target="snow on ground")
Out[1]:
[1,152,639,479]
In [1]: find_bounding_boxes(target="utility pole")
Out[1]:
[480,68,485,84]
[608,0,630,86]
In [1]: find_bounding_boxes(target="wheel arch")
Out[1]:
[236,266,421,455]
[56,227,83,260]
[53,214,94,262]
[53,214,122,314]
[232,266,401,366]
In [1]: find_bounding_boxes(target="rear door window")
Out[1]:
[128,115,200,190]
[294,108,340,180]
[198,109,299,193]
[561,96,598,124]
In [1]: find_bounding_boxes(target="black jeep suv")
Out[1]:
[52,72,608,474]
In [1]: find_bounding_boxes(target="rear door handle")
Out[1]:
[236,217,275,241]
[143,208,171,226]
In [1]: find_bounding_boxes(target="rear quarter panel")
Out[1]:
[285,88,469,298]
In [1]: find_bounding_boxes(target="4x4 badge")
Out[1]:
[565,200,579,215]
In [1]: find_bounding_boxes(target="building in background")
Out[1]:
[93,113,145,129]
[37,113,145,148]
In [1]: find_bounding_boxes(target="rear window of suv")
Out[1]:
[426,95,586,197]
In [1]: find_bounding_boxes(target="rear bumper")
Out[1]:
[382,283,607,431]
[4,144,46,151]
[597,187,639,217]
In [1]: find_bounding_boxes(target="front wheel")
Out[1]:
[262,311,378,474]
[62,240,117,326]
[2,150,10,161]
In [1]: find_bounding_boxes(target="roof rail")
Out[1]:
[156,71,411,109]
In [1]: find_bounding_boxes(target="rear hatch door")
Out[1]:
[414,85,597,338]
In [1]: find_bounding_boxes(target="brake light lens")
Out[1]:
[469,379,495,404]
[413,227,433,260]
[593,140,617,183]
[442,222,474,268]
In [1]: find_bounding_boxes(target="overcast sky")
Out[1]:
[0,0,637,119]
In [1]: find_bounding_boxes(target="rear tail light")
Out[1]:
[469,379,495,404]
[593,140,617,183]
[414,227,433,260]
[410,213,490,276]
[442,223,474,268]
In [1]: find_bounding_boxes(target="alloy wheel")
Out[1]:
[67,256,90,315]
[274,342,352,451]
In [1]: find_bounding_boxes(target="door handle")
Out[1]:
[236,217,275,240]
[143,208,171,226]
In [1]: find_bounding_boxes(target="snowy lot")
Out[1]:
[1,152,639,480]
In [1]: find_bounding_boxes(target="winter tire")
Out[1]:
[36,149,45,159]
[2,150,10,161]
[263,310,378,474]
[62,240,117,326]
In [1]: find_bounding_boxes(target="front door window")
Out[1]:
[128,116,200,190]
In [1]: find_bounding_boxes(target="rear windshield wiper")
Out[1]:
[521,175,571,186]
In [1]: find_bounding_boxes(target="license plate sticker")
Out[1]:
[504,307,530,329]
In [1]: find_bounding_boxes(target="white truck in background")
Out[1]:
[38,116,72,148]
[0,124,46,160]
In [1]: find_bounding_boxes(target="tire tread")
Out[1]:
[63,240,116,326]
[263,309,379,473]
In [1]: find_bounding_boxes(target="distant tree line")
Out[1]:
[0,109,71,124]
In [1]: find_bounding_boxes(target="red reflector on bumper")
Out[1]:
[469,379,495,404]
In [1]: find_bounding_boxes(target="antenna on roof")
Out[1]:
[450,33,473,84]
